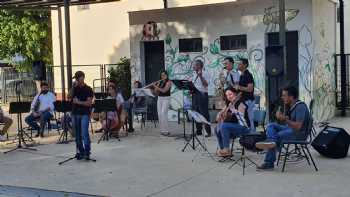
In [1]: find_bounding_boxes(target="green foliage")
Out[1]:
[108,57,131,99]
[0,10,52,71]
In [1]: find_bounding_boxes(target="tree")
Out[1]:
[108,57,132,99]
[0,10,52,71]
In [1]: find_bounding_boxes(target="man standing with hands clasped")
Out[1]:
[192,60,211,137]
[70,71,94,160]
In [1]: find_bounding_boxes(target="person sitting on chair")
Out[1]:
[255,86,310,170]
[215,87,250,157]
[100,84,126,136]
[0,106,13,141]
[25,82,56,137]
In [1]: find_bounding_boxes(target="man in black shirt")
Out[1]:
[236,58,255,132]
[70,71,94,160]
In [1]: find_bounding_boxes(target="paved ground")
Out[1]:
[1,117,350,197]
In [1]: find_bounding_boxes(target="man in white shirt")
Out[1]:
[222,57,240,89]
[192,60,211,137]
[25,82,56,137]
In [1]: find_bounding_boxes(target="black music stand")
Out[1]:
[172,80,198,140]
[182,110,210,153]
[55,101,73,144]
[95,99,120,143]
[4,102,37,154]
[94,92,108,100]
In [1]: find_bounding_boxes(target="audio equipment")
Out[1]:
[312,126,350,158]
[266,46,284,77]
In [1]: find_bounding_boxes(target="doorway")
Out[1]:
[143,41,165,85]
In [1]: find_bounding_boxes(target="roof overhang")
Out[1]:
[0,0,120,10]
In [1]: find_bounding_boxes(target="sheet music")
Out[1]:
[187,110,211,125]
[134,88,155,97]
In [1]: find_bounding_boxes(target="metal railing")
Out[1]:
[334,53,350,108]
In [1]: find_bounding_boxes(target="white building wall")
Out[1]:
[312,0,337,121]
[50,0,261,95]
[129,0,322,120]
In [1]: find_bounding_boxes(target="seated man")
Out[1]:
[0,106,13,141]
[255,86,310,170]
[25,82,56,137]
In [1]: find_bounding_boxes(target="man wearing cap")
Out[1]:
[25,81,56,137]
[70,71,94,160]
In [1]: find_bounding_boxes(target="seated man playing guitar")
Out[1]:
[255,86,310,170]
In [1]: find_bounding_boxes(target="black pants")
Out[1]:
[192,91,211,135]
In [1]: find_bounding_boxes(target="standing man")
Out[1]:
[70,71,94,160]
[25,82,56,137]
[192,60,211,137]
[222,57,240,89]
[236,58,255,132]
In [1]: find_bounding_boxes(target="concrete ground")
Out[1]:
[1,117,350,197]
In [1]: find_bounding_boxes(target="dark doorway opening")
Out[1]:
[144,41,165,85]
[266,31,299,118]
[143,41,165,122]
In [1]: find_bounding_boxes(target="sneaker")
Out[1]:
[128,128,135,133]
[84,154,91,161]
[76,154,83,160]
[255,141,276,150]
[196,130,203,136]
[257,163,274,170]
[205,133,212,138]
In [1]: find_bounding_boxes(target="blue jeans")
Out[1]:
[215,122,250,149]
[72,115,91,156]
[264,122,296,165]
[245,100,255,132]
[25,111,53,133]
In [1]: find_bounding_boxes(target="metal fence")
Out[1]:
[0,64,120,103]
[0,67,38,103]
[334,54,350,108]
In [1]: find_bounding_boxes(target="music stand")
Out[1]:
[94,99,120,143]
[4,102,37,154]
[55,101,73,144]
[172,80,198,140]
[94,92,108,100]
[182,110,211,153]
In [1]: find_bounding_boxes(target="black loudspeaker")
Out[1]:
[266,46,284,76]
[312,126,350,158]
[32,61,46,81]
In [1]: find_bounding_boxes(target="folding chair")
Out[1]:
[277,117,318,172]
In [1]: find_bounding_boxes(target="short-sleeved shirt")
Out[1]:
[239,69,255,101]
[192,70,210,93]
[71,85,94,115]
[287,101,310,138]
[224,70,240,89]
